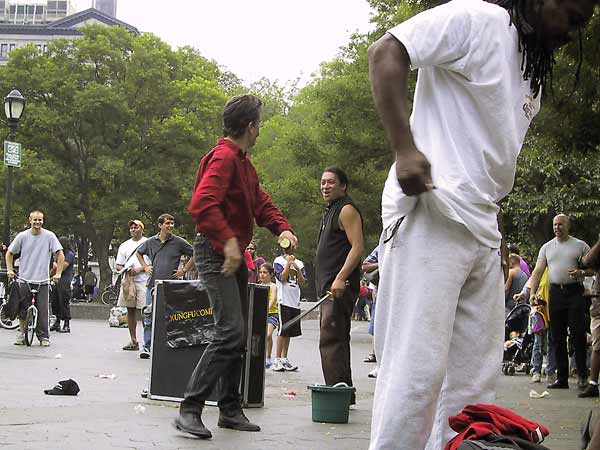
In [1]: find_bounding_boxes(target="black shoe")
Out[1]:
[218,410,260,432]
[61,321,70,333]
[547,380,569,389]
[579,384,600,398]
[173,406,212,439]
[50,320,61,332]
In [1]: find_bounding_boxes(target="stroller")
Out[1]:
[502,302,534,376]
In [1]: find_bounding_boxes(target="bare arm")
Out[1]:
[528,258,548,299]
[331,205,364,298]
[52,250,65,283]
[362,261,378,273]
[5,251,14,280]
[368,33,432,195]
[136,252,153,275]
[504,269,515,296]
[582,238,600,270]
[175,257,195,278]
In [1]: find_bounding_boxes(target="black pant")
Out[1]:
[183,235,248,413]
[56,282,71,321]
[549,283,587,383]
[319,289,356,388]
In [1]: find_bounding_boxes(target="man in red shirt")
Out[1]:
[175,94,297,439]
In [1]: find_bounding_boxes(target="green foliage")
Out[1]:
[0,25,226,285]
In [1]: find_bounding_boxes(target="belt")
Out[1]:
[550,282,582,290]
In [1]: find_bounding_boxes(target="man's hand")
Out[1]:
[568,268,585,281]
[174,269,185,278]
[222,237,242,276]
[331,277,346,299]
[395,148,433,196]
[51,273,61,284]
[278,230,298,251]
[143,265,153,275]
[513,293,525,303]
[7,270,15,282]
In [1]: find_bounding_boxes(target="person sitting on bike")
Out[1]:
[5,210,64,347]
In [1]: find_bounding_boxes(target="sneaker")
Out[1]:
[14,333,25,346]
[40,339,50,347]
[579,384,600,398]
[531,373,541,383]
[544,373,557,384]
[265,358,272,369]
[368,367,378,378]
[547,379,569,389]
[578,377,589,391]
[140,348,150,359]
[271,358,285,372]
[363,353,377,363]
[281,358,298,372]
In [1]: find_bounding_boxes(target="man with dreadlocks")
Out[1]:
[367,0,597,449]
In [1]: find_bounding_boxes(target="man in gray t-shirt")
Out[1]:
[5,210,64,346]
[528,214,593,390]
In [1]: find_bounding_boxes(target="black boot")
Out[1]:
[50,320,61,332]
[61,320,70,333]
[218,409,260,432]
[173,403,211,439]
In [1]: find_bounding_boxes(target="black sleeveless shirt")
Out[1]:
[315,195,362,298]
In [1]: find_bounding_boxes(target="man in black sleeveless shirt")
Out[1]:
[315,167,364,401]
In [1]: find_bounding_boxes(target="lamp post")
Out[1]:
[3,88,26,246]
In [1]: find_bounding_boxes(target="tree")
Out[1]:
[0,25,226,287]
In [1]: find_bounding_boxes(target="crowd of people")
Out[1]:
[2,0,600,447]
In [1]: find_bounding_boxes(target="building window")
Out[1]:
[9,44,15,52]
[1,44,7,58]
[43,45,48,53]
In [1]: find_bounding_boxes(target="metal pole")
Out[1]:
[3,128,16,246]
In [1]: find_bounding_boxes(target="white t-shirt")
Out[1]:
[8,228,62,281]
[274,255,306,309]
[115,237,149,283]
[537,237,590,285]
[382,0,540,248]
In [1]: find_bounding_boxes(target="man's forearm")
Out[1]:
[583,240,600,269]
[335,246,364,285]
[5,252,13,272]
[368,33,415,153]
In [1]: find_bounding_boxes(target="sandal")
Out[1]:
[122,341,139,351]
[363,353,377,363]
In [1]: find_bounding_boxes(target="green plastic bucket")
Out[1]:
[307,383,356,423]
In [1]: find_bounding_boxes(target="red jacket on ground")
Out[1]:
[188,138,291,254]
[444,404,549,450]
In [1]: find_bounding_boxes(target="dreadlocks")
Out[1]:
[491,0,555,98]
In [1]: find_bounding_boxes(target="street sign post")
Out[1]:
[3,140,21,168]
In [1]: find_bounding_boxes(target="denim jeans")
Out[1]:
[143,286,153,350]
[531,329,556,375]
[183,234,248,413]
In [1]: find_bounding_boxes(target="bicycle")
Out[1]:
[15,276,52,346]
[100,274,122,306]
[0,280,19,330]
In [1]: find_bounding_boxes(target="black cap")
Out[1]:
[44,379,80,396]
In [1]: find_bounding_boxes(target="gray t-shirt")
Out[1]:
[8,228,62,281]
[537,236,590,285]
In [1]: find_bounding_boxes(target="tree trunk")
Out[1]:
[89,227,114,290]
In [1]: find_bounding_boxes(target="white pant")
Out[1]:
[369,195,504,450]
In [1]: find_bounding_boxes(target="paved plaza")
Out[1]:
[0,317,598,449]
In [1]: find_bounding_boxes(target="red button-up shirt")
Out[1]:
[188,138,292,254]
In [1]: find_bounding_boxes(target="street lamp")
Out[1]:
[3,88,26,246]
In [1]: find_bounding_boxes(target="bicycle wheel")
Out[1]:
[0,303,19,330]
[24,307,37,346]
[101,288,118,306]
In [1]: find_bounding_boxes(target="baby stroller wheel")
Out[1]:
[508,366,516,376]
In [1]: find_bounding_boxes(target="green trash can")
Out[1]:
[307,383,356,424]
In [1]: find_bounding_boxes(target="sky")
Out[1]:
[74,0,374,86]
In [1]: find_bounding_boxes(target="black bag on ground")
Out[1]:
[458,435,552,450]
[5,281,30,320]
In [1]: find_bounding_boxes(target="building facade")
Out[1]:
[92,0,115,18]
[0,7,138,63]
[0,0,75,25]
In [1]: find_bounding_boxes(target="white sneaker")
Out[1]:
[531,372,541,383]
[271,358,285,372]
[368,367,378,379]
[14,333,25,346]
[40,339,50,347]
[281,358,298,372]
[544,373,557,384]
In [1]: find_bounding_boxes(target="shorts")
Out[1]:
[279,304,301,338]
[117,279,146,309]
[267,313,279,330]
[592,315,600,352]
